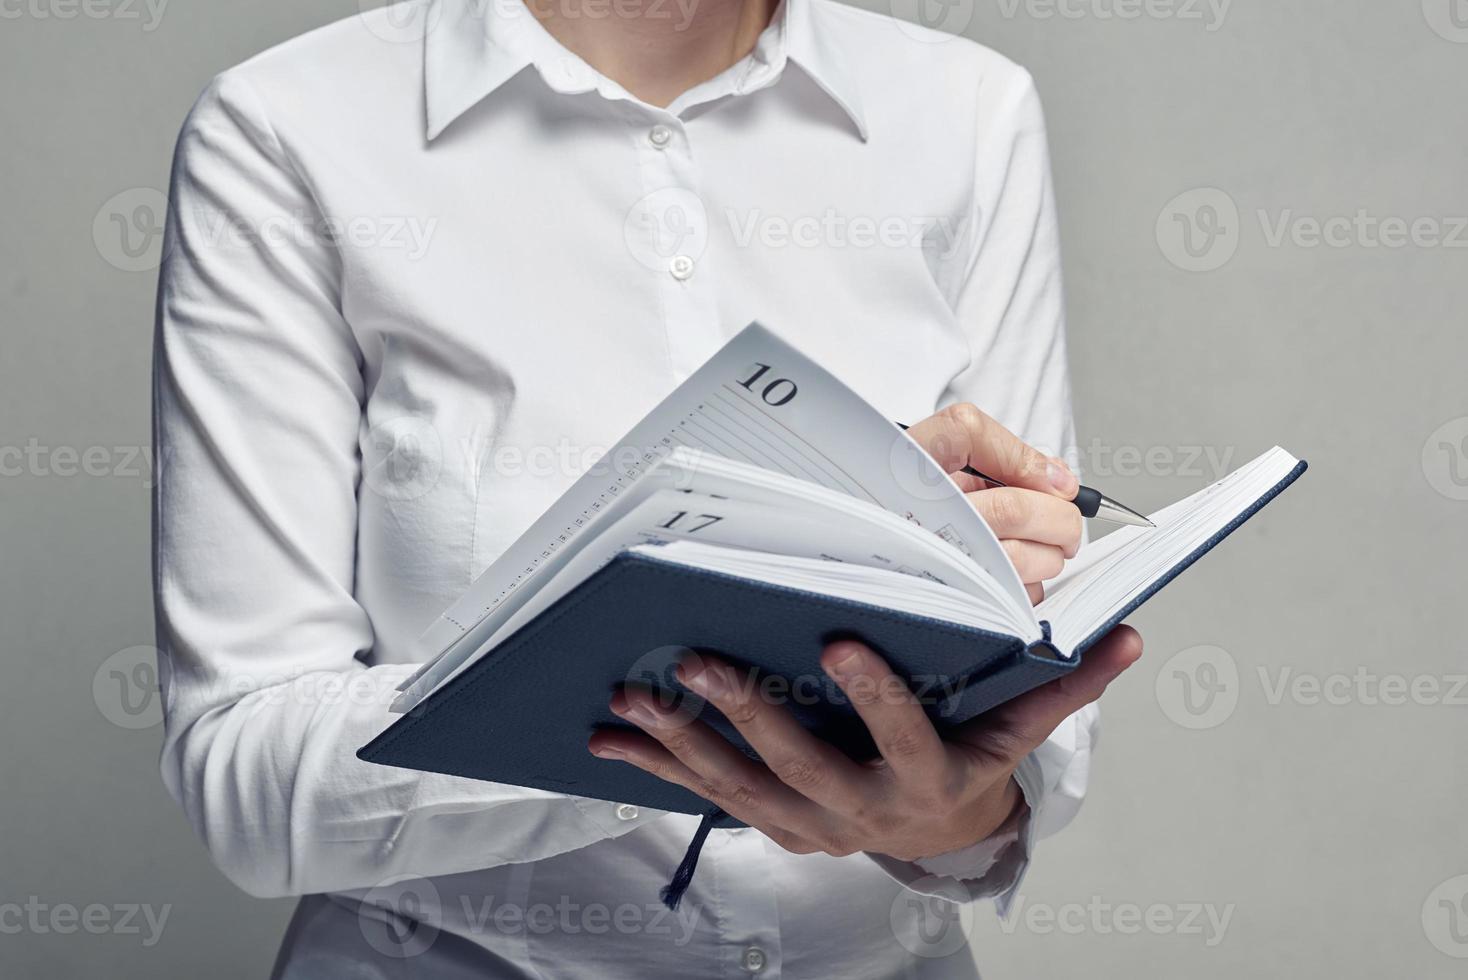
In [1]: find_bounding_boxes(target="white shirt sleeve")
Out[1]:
[152,73,662,900]
[865,67,1099,912]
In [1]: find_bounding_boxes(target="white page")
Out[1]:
[393,451,1033,710]
[403,323,1024,692]
[636,541,1024,635]
[1039,447,1300,653]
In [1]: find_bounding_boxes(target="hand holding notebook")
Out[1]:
[358,322,1306,905]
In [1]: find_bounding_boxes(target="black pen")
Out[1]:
[895,422,1155,528]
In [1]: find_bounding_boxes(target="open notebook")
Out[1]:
[359,323,1305,903]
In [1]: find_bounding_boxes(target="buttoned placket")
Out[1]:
[707,829,784,978]
[621,101,726,382]
[513,22,794,966]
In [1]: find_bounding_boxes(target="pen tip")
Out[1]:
[1093,495,1155,528]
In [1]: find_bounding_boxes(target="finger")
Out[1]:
[949,470,995,494]
[674,654,868,812]
[968,487,1084,557]
[587,729,826,854]
[1026,582,1045,606]
[1001,539,1067,585]
[818,641,950,791]
[605,687,828,835]
[905,403,1077,499]
[957,625,1143,765]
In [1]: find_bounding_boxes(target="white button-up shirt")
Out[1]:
[152,0,1097,976]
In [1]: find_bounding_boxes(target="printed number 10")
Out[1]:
[737,363,798,407]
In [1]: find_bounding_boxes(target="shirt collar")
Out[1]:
[424,0,868,141]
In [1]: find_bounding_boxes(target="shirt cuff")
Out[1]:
[864,754,1043,914]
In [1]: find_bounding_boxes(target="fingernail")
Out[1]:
[1047,458,1078,497]
[677,656,729,699]
[591,745,626,760]
[824,645,863,680]
[611,692,665,729]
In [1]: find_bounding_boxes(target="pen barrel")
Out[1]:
[1073,486,1103,519]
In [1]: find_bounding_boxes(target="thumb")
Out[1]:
[905,403,1077,499]
[960,625,1143,765]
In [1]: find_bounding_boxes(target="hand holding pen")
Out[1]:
[895,417,1152,528]
[896,409,1152,604]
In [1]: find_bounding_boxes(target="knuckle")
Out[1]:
[695,777,758,810]
[943,402,985,430]
[1025,445,1052,479]
[721,696,761,727]
[820,833,856,858]
[774,757,826,791]
[720,780,760,809]
[984,727,1032,763]
[643,757,675,782]
[985,489,1028,533]
[661,730,695,755]
[856,807,902,838]
[879,725,928,761]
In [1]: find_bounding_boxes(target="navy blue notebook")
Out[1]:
[358,455,1307,821]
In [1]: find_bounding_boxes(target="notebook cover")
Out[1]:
[358,553,1063,819]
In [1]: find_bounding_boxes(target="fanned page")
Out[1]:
[393,449,1038,711]
[1038,446,1303,654]
[630,540,1037,637]
[399,323,1025,700]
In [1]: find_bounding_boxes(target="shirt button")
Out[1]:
[741,947,767,973]
[648,124,672,149]
[614,803,640,821]
[669,255,695,280]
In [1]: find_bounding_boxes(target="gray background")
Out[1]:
[1,0,1464,976]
